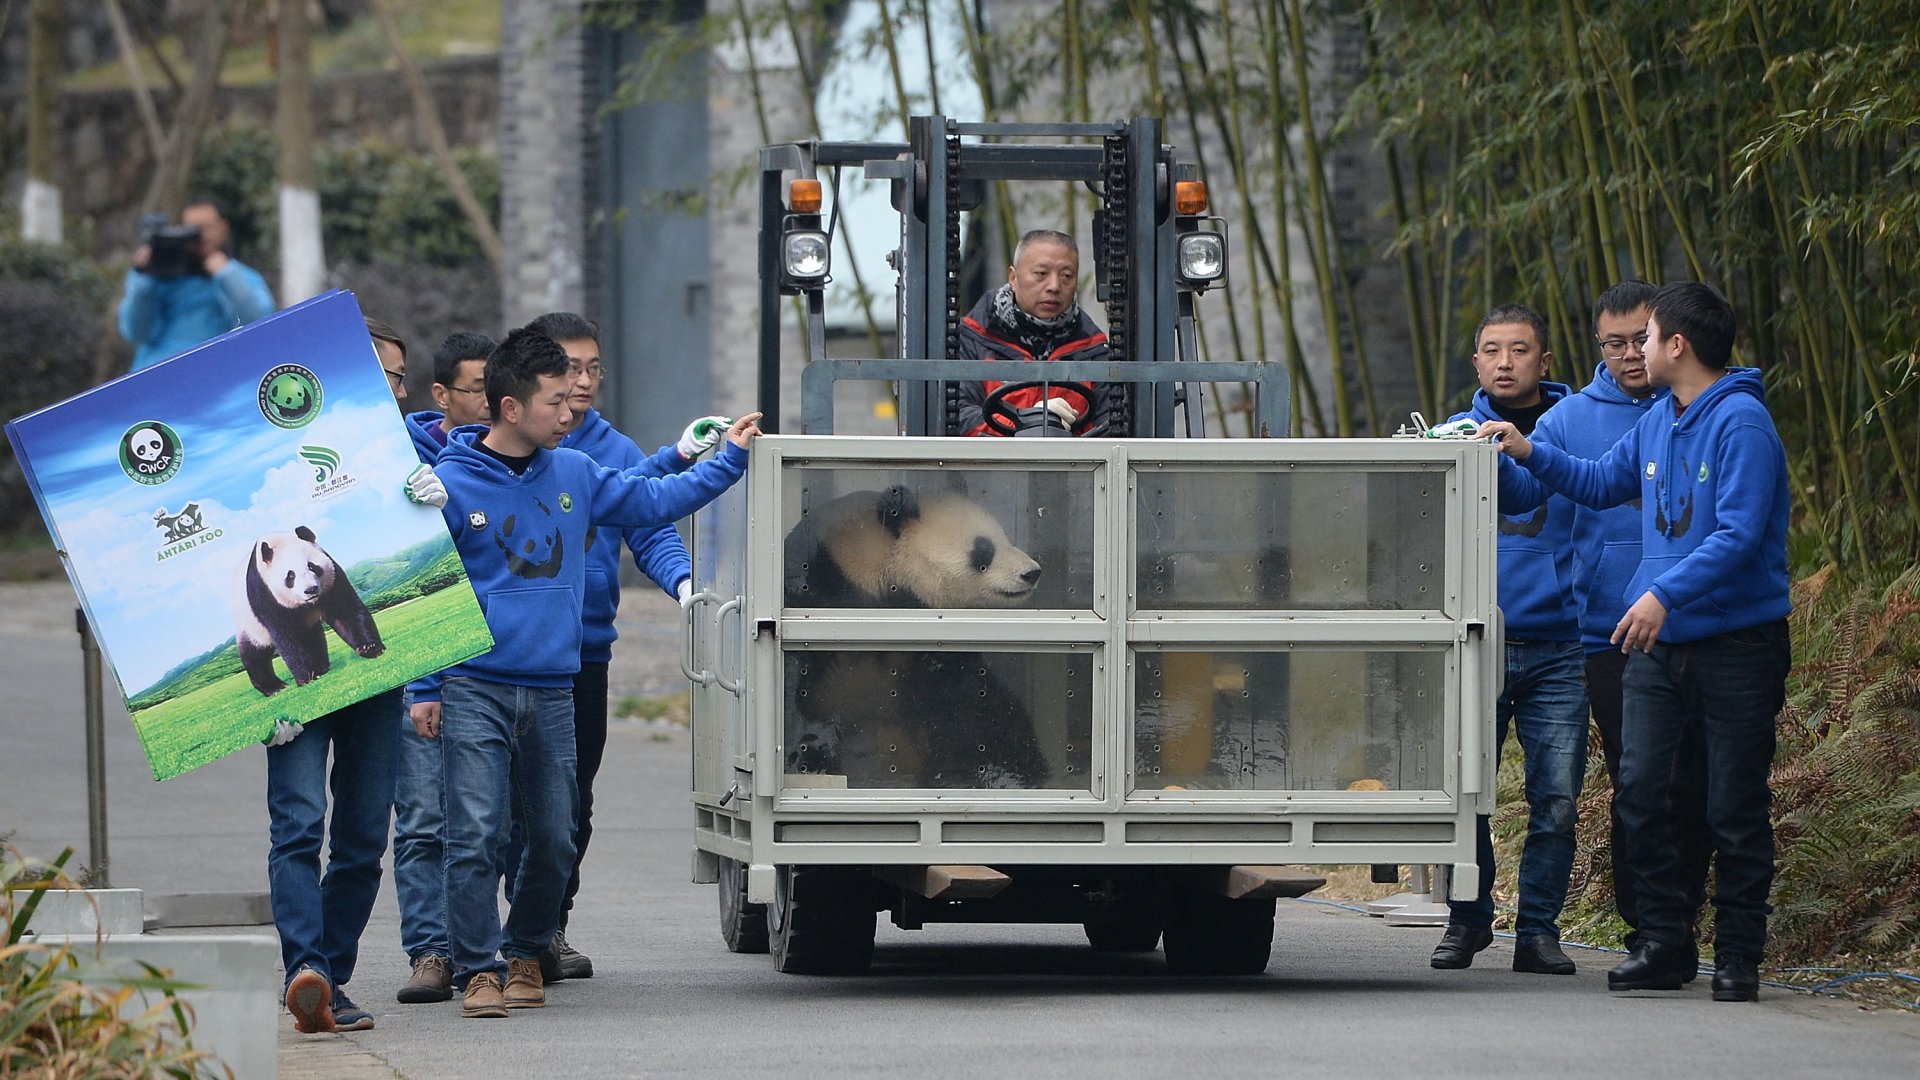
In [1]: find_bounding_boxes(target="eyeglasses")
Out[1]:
[567,362,605,380]
[383,368,407,385]
[444,385,487,396]
[1597,333,1649,359]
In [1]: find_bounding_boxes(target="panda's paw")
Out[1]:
[356,642,386,659]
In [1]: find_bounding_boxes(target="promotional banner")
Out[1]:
[6,291,493,779]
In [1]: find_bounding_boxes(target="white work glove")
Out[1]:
[1043,397,1082,426]
[677,579,694,605]
[265,719,302,747]
[676,416,733,460]
[406,463,448,507]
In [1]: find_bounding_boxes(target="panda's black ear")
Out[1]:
[258,540,274,564]
[295,525,316,543]
[877,486,920,537]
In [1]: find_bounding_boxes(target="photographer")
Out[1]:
[119,197,276,371]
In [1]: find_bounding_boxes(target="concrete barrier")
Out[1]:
[28,930,281,1080]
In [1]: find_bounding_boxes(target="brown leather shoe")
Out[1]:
[461,972,508,1018]
[398,954,453,1003]
[286,967,336,1033]
[505,957,546,1009]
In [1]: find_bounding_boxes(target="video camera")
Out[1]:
[138,212,206,280]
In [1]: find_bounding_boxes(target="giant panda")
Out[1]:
[782,487,1051,788]
[232,525,384,696]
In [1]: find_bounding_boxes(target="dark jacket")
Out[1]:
[952,291,1112,436]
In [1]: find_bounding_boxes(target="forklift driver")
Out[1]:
[953,229,1114,437]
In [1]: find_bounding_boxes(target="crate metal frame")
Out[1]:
[688,436,1499,901]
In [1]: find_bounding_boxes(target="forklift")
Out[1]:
[683,117,1500,975]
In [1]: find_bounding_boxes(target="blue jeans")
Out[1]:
[391,700,448,961]
[1450,639,1589,939]
[1618,620,1789,961]
[439,677,578,987]
[266,689,401,988]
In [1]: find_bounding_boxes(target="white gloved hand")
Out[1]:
[406,463,448,507]
[1042,397,1082,426]
[676,416,733,460]
[266,719,302,747]
[677,579,695,606]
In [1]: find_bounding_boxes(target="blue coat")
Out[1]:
[1530,365,1667,652]
[119,263,275,371]
[560,409,695,664]
[410,431,747,699]
[404,410,450,465]
[1518,369,1789,644]
[1452,383,1579,641]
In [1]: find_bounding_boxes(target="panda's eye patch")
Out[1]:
[971,536,996,573]
[284,570,296,589]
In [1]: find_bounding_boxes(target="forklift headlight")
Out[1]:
[1177,231,1227,286]
[782,230,831,286]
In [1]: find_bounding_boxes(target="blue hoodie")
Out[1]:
[560,409,695,663]
[404,409,451,465]
[1451,382,1579,640]
[411,429,748,699]
[120,262,276,370]
[1529,365,1667,652]
[1518,368,1788,643]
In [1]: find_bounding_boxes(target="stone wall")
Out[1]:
[0,54,499,261]
[498,0,588,325]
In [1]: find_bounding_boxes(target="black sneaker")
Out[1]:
[544,929,594,981]
[332,987,375,1031]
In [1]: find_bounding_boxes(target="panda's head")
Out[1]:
[887,490,1042,608]
[252,525,336,609]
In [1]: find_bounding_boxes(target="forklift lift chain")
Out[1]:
[1101,129,1133,437]
[942,128,965,436]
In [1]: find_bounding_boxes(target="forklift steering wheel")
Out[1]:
[980,380,1106,437]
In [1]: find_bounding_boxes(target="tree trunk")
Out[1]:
[145,1,240,215]
[368,0,505,274]
[22,0,63,244]
[276,0,326,302]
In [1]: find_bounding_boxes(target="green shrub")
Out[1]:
[186,125,501,271]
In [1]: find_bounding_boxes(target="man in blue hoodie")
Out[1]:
[389,331,496,1006]
[1430,304,1588,977]
[1526,281,1708,975]
[522,311,730,981]
[1477,283,1791,1002]
[405,328,761,1018]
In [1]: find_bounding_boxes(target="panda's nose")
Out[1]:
[1020,565,1042,586]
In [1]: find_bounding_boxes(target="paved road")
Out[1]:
[2,579,1915,1079]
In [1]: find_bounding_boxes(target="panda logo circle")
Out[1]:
[118,421,184,485]
[258,364,323,429]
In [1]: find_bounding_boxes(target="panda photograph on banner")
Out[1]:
[6,292,492,781]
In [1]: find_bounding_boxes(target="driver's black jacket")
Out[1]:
[952,292,1112,436]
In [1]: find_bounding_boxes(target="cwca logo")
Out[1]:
[119,421,183,485]
[258,365,323,429]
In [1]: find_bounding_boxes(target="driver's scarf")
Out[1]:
[987,282,1083,361]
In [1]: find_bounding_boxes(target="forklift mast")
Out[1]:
[756,116,1284,438]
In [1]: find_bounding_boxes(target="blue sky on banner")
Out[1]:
[9,292,452,692]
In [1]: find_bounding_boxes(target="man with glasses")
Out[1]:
[1522,281,1708,978]
[275,318,447,1034]
[392,330,497,1005]
[520,312,729,981]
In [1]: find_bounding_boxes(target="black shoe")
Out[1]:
[1711,956,1759,1002]
[1682,940,1700,984]
[1513,935,1577,975]
[1430,925,1494,969]
[1607,941,1691,991]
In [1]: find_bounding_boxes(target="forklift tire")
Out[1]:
[768,865,876,975]
[718,858,769,954]
[1083,912,1162,952]
[1162,891,1275,975]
